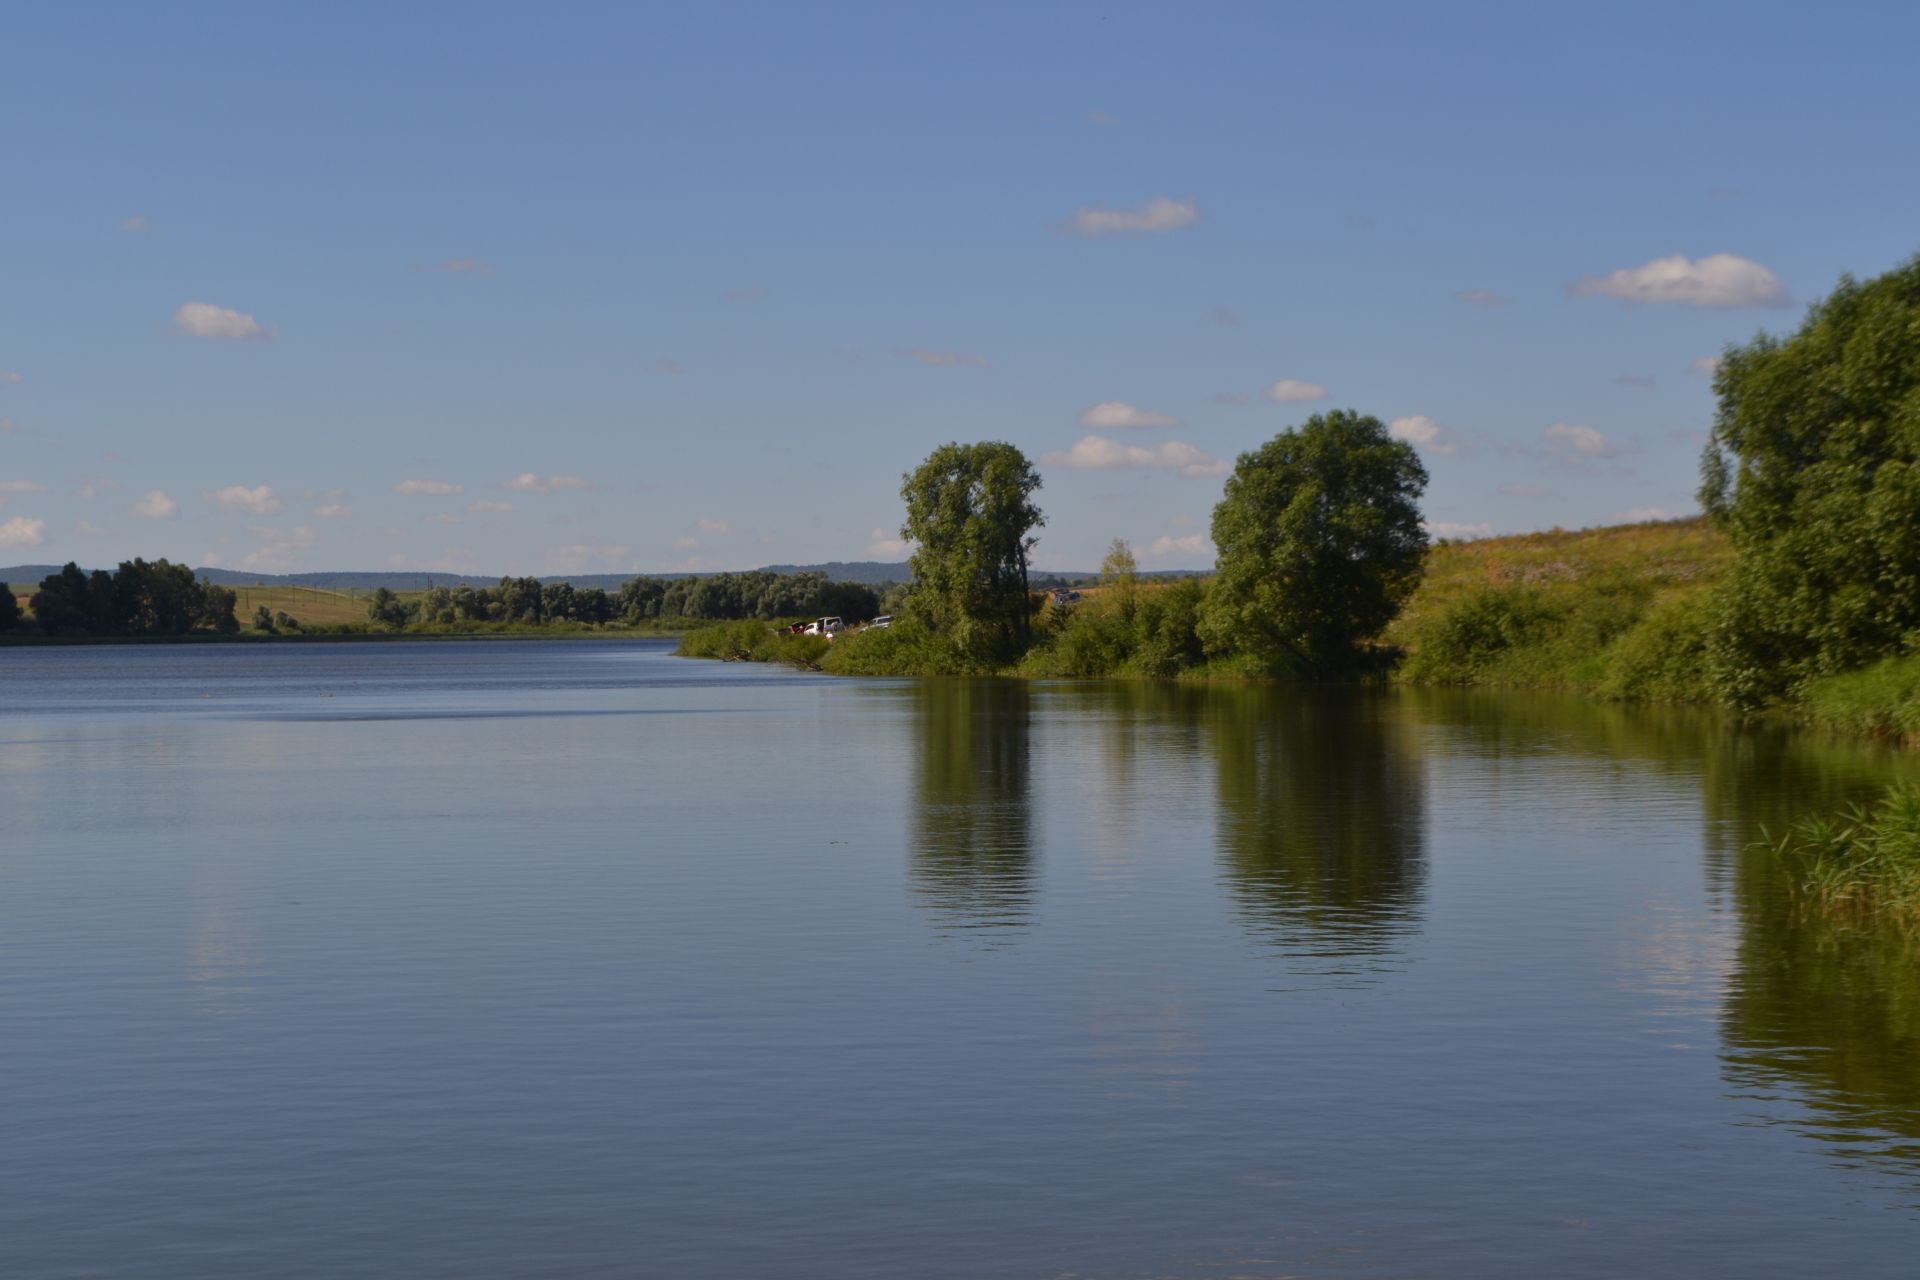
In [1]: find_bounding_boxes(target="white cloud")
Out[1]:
[1543,423,1618,460]
[395,479,463,496]
[1618,507,1676,523]
[1147,533,1210,558]
[1426,520,1494,540]
[173,300,272,341]
[130,490,179,519]
[314,503,353,518]
[673,536,698,551]
[696,517,730,535]
[1068,196,1198,236]
[467,499,514,515]
[1078,400,1181,430]
[1389,414,1457,455]
[1571,253,1789,308]
[1040,433,1228,478]
[0,516,46,548]
[200,552,224,567]
[865,528,912,558]
[503,472,591,494]
[1266,378,1327,403]
[1454,288,1510,307]
[0,371,20,385]
[430,512,462,525]
[215,484,282,515]
[119,214,150,233]
[1690,355,1723,379]
[1499,482,1556,498]
[902,348,990,368]
[0,479,47,494]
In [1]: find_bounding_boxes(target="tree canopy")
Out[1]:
[1701,254,1920,705]
[0,583,20,633]
[900,441,1044,666]
[1199,410,1428,674]
[28,560,238,637]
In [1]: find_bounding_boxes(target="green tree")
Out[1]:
[366,586,413,629]
[899,441,1044,666]
[1702,255,1920,706]
[1200,410,1428,674]
[30,563,98,635]
[195,582,240,634]
[1100,538,1139,624]
[0,583,19,633]
[253,605,276,632]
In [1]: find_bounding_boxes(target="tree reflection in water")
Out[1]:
[907,679,1036,938]
[1202,685,1427,978]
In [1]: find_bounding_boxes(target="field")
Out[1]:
[227,585,379,628]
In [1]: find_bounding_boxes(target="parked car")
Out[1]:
[868,614,893,630]
[1047,588,1081,606]
[802,616,845,638]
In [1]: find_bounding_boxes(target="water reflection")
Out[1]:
[1202,686,1426,975]
[1703,735,1920,1181]
[906,680,1037,937]
[1411,688,1920,1183]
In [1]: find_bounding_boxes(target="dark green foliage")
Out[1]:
[900,441,1044,667]
[1704,255,1920,706]
[0,584,19,632]
[273,611,299,632]
[253,605,276,632]
[28,560,236,638]
[366,587,415,628]
[1200,410,1428,674]
[198,584,240,634]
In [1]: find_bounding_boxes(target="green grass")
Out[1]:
[1800,656,1920,743]
[1386,517,1729,698]
[1765,784,1920,930]
[228,585,379,628]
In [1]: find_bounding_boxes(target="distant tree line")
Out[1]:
[7,561,239,638]
[366,570,881,630]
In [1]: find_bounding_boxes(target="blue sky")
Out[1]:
[2,1,1916,575]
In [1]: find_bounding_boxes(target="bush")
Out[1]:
[1600,591,1714,702]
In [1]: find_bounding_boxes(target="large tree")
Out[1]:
[900,441,1044,665]
[1200,410,1428,674]
[0,582,19,633]
[1700,255,1920,706]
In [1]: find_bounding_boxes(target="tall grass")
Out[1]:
[1766,785,1920,929]
[1799,656,1920,743]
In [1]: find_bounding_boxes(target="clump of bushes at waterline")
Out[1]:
[1766,785,1920,930]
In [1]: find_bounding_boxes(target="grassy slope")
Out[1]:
[1385,517,1730,698]
[228,585,376,627]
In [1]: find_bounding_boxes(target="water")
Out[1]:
[3,639,1918,1278]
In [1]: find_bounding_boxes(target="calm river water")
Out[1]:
[4,638,1919,1278]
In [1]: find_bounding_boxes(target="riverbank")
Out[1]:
[675,517,1920,747]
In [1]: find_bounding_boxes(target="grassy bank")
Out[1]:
[1384,517,1729,700]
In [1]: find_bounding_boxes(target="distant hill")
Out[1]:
[4,560,914,592]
